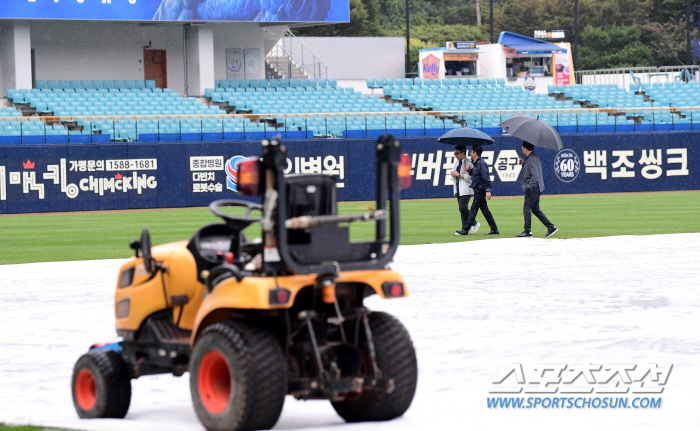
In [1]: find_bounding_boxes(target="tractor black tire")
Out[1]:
[189,321,287,431]
[332,311,417,422]
[71,349,132,419]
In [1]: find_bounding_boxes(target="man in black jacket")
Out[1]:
[517,142,558,238]
[463,144,499,235]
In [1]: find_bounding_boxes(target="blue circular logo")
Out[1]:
[225,155,248,192]
[553,149,580,183]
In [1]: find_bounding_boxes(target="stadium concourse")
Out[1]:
[1,234,699,431]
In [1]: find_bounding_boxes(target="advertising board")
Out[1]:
[1,0,350,22]
[0,133,698,214]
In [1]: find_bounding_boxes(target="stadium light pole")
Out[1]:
[406,0,410,76]
[687,0,692,66]
[574,0,579,72]
[490,0,494,43]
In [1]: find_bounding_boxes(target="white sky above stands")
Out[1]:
[1,234,699,430]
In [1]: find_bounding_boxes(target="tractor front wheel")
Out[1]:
[71,349,132,418]
[332,311,418,422]
[189,321,287,431]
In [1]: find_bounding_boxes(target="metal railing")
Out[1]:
[575,66,700,88]
[266,31,328,80]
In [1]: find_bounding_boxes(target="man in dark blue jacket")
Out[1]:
[463,144,499,235]
[517,142,558,238]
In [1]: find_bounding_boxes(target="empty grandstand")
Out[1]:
[5,76,700,144]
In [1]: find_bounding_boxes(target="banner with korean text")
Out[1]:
[0,132,698,214]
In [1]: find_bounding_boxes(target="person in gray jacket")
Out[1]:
[451,145,479,235]
[517,142,558,238]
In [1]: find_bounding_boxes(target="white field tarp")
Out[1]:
[1,234,699,430]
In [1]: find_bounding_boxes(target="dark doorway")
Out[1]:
[31,49,36,88]
[144,49,167,88]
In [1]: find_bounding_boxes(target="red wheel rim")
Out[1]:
[198,350,231,414]
[75,369,97,411]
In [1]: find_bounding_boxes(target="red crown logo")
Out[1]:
[23,159,35,169]
[115,173,123,180]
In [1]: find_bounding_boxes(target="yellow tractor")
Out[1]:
[71,136,417,431]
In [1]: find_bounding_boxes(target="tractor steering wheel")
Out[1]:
[209,199,263,231]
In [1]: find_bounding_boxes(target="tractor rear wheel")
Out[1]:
[189,321,287,431]
[332,311,418,422]
[71,349,132,418]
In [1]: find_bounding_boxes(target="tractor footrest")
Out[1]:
[148,317,191,344]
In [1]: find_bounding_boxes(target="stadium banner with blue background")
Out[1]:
[0,132,698,214]
[1,0,350,23]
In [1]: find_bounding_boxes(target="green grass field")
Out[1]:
[1,191,699,265]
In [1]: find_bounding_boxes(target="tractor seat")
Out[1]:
[285,175,337,245]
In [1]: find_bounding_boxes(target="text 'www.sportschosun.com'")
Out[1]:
[487,396,662,409]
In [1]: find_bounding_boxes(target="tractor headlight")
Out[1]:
[116,299,131,318]
[119,267,135,288]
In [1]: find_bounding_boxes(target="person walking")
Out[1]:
[463,144,499,235]
[517,142,558,238]
[451,145,479,235]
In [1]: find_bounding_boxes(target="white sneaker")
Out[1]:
[469,221,481,234]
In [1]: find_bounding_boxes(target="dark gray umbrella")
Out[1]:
[498,115,563,151]
[437,127,495,146]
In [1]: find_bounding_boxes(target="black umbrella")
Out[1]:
[437,127,495,146]
[498,115,563,151]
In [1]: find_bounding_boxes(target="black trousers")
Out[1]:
[465,188,498,231]
[457,195,475,231]
[523,188,554,231]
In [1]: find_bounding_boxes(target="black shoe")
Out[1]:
[455,230,469,236]
[516,231,533,237]
[485,230,499,235]
[546,226,559,237]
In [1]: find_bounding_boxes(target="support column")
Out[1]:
[2,21,32,94]
[185,25,214,97]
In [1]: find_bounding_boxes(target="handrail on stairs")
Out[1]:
[266,30,328,80]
